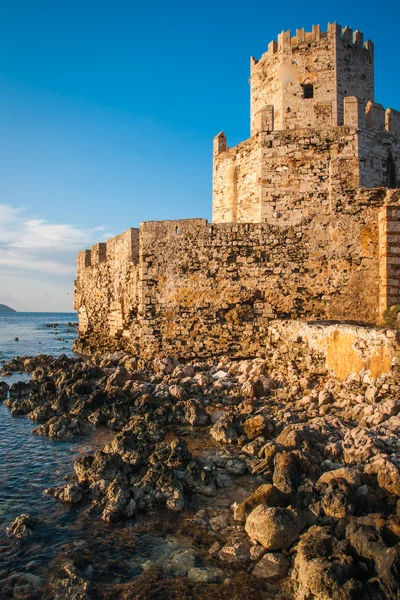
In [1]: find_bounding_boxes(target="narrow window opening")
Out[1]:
[175,226,179,235]
[302,83,314,99]
[388,153,396,189]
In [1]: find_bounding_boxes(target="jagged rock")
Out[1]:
[33,415,94,439]
[55,483,84,504]
[245,505,306,550]
[52,561,90,600]
[345,520,400,598]
[210,412,241,444]
[377,458,400,497]
[243,414,271,440]
[153,355,178,375]
[293,526,362,600]
[273,451,301,494]
[240,379,265,398]
[182,399,209,426]
[169,384,186,400]
[6,514,38,539]
[317,467,362,488]
[342,427,387,464]
[319,478,356,519]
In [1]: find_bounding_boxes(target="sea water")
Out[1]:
[0,313,257,599]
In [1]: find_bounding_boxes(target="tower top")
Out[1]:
[250,23,374,132]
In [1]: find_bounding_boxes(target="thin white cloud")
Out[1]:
[0,205,24,223]
[0,203,109,275]
[0,249,76,274]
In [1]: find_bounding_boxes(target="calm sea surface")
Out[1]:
[0,312,77,369]
[0,313,255,598]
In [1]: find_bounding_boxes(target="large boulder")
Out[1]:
[245,505,306,550]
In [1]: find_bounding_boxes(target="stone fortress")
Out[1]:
[74,23,400,369]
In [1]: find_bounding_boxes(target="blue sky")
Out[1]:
[0,0,399,311]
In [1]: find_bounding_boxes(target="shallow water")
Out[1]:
[0,311,77,367]
[0,314,261,598]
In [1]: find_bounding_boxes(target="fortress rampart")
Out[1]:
[75,189,400,359]
[75,23,400,361]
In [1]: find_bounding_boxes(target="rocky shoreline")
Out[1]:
[1,341,400,599]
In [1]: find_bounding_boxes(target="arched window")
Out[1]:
[387,152,396,189]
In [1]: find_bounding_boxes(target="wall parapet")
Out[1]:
[342,98,399,135]
[251,23,373,65]
[76,228,139,272]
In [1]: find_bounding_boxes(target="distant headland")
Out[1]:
[0,304,16,313]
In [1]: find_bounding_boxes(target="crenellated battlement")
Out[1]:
[77,228,139,271]
[344,97,400,135]
[251,23,373,69]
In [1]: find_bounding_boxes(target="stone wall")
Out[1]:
[266,320,399,382]
[74,228,140,344]
[213,124,360,225]
[379,201,400,315]
[213,101,400,225]
[74,191,400,360]
[212,135,261,223]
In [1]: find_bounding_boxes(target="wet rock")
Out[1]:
[252,552,290,581]
[52,561,90,600]
[245,505,306,550]
[51,483,84,504]
[184,460,216,497]
[0,380,9,400]
[6,514,37,539]
[33,415,94,439]
[5,573,42,600]
[225,458,247,475]
[187,567,209,582]
[218,533,251,562]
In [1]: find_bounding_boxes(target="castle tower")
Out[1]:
[250,23,374,134]
[213,23,399,226]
